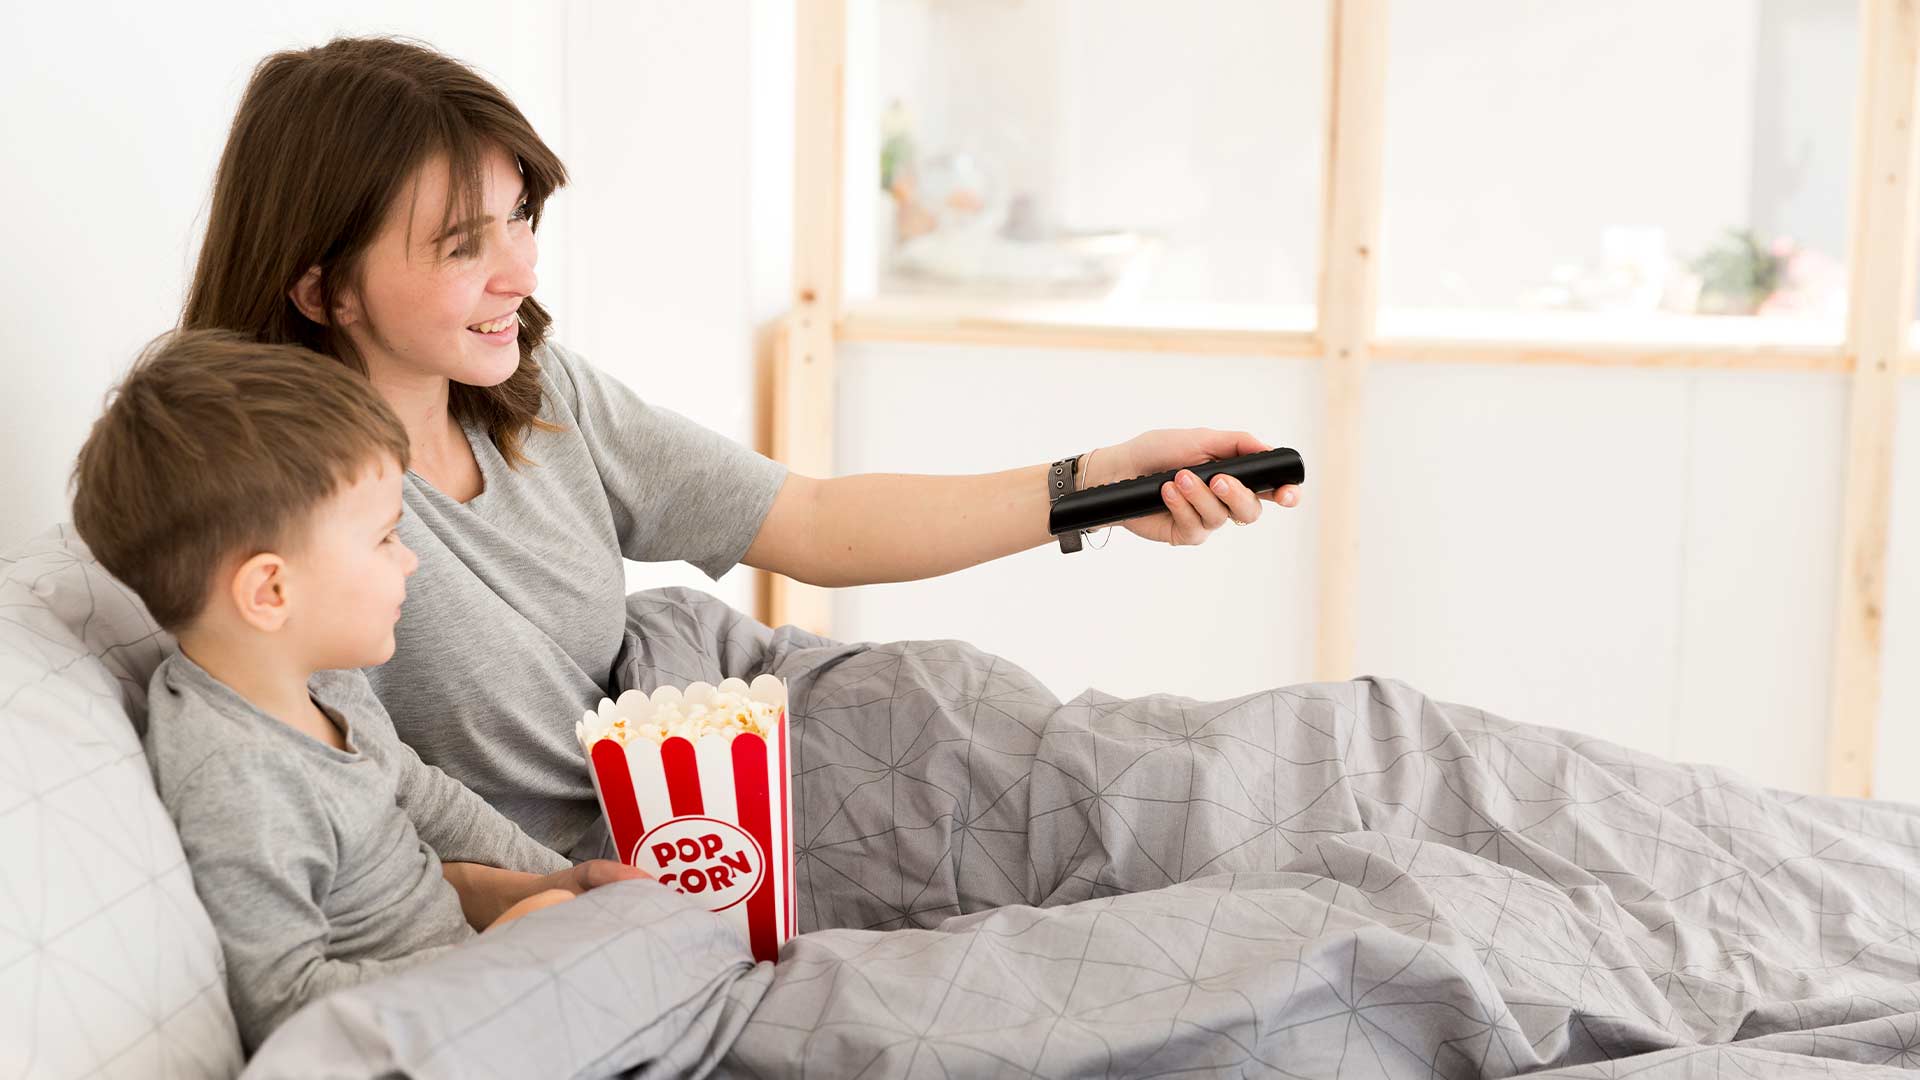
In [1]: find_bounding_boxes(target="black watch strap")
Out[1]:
[1048,456,1083,553]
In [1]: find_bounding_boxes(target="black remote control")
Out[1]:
[1048,448,1305,536]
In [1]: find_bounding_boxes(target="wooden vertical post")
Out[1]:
[764,0,847,636]
[1313,0,1389,681]
[1826,0,1920,797]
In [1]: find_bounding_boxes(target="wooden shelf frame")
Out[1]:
[1826,0,1920,797]
[768,0,1920,797]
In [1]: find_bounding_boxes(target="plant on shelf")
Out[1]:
[879,99,937,243]
[1689,228,1787,316]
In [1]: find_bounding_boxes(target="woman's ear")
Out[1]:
[289,266,360,328]
[289,266,329,325]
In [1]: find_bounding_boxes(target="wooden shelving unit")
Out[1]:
[767,0,1918,797]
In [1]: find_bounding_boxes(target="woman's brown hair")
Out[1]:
[182,36,564,466]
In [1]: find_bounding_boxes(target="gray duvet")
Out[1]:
[245,587,1920,1078]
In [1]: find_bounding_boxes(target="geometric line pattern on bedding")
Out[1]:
[248,865,1920,1078]
[244,879,772,1080]
[606,586,1920,1077]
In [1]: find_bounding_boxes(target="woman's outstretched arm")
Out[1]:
[742,428,1301,588]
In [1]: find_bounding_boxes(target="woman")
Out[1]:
[183,36,1302,930]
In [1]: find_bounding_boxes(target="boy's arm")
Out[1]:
[387,736,572,874]
[441,862,546,929]
[345,676,570,875]
[172,750,446,1053]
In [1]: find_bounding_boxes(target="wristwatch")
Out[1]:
[1048,455,1083,553]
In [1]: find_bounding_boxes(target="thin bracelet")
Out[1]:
[1078,448,1114,549]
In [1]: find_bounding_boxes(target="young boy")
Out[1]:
[70,331,643,1053]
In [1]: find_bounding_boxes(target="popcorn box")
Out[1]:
[575,674,794,963]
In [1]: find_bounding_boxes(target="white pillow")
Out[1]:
[0,525,242,1079]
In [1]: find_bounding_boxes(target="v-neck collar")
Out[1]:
[405,419,493,509]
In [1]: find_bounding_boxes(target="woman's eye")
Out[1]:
[509,200,532,223]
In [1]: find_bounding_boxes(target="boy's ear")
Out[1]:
[288,266,360,328]
[230,552,292,633]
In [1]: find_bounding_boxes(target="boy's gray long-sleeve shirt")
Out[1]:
[143,650,571,1053]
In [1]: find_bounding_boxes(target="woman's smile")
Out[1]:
[467,310,519,343]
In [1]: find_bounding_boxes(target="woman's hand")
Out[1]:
[1086,428,1301,547]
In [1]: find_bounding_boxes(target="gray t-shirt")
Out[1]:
[367,342,790,859]
[144,650,570,1052]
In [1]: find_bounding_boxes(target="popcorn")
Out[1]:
[577,681,782,747]
[576,675,793,963]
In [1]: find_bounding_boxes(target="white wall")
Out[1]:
[829,342,1877,797]
[1382,0,1761,310]
[558,1,794,610]
[1354,361,1848,792]
[833,341,1323,703]
[0,2,538,551]
[1749,0,1857,264]
[0,0,776,615]
[1883,383,1920,804]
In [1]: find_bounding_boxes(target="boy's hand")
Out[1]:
[484,888,575,932]
[443,860,651,930]
[532,859,652,897]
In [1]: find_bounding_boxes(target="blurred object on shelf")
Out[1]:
[1519,225,1674,314]
[878,97,1153,299]
[1690,228,1785,315]
[887,226,1156,299]
[1685,227,1846,319]
[880,99,937,243]
[1518,225,1845,321]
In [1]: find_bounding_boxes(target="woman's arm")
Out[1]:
[744,428,1301,588]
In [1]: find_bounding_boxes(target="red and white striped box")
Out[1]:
[575,675,794,963]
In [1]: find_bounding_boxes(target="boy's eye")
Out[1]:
[381,530,399,544]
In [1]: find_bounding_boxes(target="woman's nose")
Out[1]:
[493,229,538,298]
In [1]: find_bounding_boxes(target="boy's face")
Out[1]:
[288,456,419,671]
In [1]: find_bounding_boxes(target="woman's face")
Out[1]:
[340,145,537,391]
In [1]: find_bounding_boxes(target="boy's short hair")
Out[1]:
[72,330,411,631]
